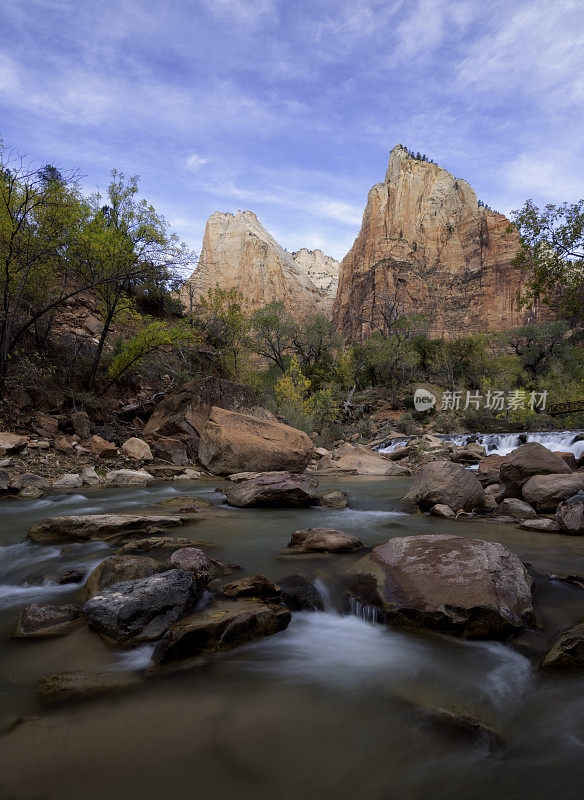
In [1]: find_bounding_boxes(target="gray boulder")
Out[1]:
[224,471,319,507]
[83,569,200,643]
[84,555,161,598]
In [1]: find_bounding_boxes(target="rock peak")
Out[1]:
[333,153,532,340]
[181,211,338,318]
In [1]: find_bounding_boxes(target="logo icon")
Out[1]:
[413,388,436,412]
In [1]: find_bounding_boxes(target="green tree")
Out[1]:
[511,199,584,319]
[250,300,295,373]
[73,170,190,389]
[191,284,250,377]
[503,321,570,379]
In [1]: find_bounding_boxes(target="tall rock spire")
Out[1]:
[332,146,530,339]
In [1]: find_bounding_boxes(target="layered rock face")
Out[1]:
[333,145,530,339]
[182,211,339,318]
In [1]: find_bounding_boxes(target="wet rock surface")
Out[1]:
[541,623,584,670]
[28,514,190,544]
[84,555,161,598]
[13,603,81,638]
[152,598,291,665]
[347,534,534,638]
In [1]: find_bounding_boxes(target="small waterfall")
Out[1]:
[379,430,584,457]
[313,578,334,612]
[349,597,385,624]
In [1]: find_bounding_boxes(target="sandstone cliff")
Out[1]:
[182,211,338,318]
[333,145,530,340]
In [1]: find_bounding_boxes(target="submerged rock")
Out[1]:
[347,534,534,638]
[541,623,584,670]
[28,514,189,544]
[38,670,143,704]
[224,471,319,508]
[168,547,213,576]
[519,518,561,532]
[403,461,484,513]
[152,598,291,665]
[13,603,81,638]
[83,570,200,643]
[287,528,364,553]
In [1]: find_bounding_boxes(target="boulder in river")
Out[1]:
[152,598,291,664]
[402,461,484,513]
[198,406,314,475]
[319,490,349,509]
[541,623,584,670]
[279,575,324,610]
[168,546,213,576]
[287,527,364,553]
[429,503,456,519]
[28,514,190,544]
[116,536,195,555]
[498,443,571,500]
[521,474,584,512]
[477,454,507,487]
[224,471,319,507]
[494,498,537,520]
[223,574,280,599]
[83,569,200,644]
[325,443,410,476]
[555,492,584,534]
[104,469,154,487]
[519,518,561,532]
[13,603,81,638]
[84,555,162,598]
[347,534,534,638]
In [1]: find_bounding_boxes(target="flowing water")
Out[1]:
[379,429,584,457]
[1,475,584,799]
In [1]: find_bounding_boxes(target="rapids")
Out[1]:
[0,475,583,799]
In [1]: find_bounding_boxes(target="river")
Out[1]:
[0,466,584,798]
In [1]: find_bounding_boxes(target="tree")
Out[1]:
[101,318,197,393]
[190,284,250,376]
[291,313,340,382]
[72,171,191,389]
[511,199,584,320]
[0,152,84,393]
[503,321,570,379]
[250,300,296,373]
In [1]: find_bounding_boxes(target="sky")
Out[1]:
[0,0,583,265]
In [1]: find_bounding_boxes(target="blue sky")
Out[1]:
[1,0,583,263]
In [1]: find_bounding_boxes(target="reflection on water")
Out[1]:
[0,477,584,799]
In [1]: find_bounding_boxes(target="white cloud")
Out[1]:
[186,154,209,171]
